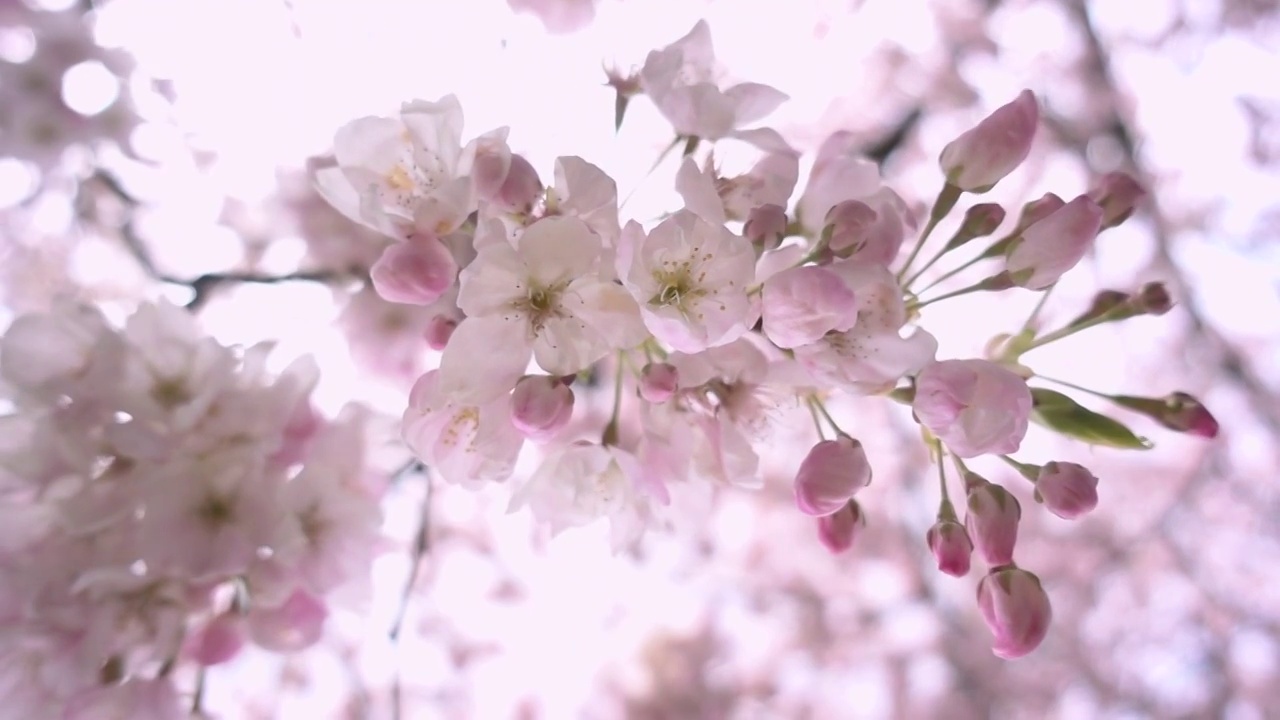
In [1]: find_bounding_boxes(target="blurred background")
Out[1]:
[2,0,1279,717]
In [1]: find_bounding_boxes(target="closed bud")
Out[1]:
[638,362,679,403]
[794,436,873,517]
[926,519,973,577]
[1132,281,1173,316]
[1005,195,1103,290]
[1088,171,1146,229]
[1013,192,1065,233]
[945,203,1006,251]
[424,315,458,350]
[939,89,1040,193]
[510,375,574,440]
[817,500,866,554]
[1034,461,1099,519]
[744,203,788,252]
[369,236,459,306]
[965,480,1021,566]
[976,565,1053,659]
[1110,391,1219,439]
[1068,289,1131,326]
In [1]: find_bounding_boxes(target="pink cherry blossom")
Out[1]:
[550,156,622,246]
[1035,461,1099,519]
[761,264,859,349]
[817,500,867,554]
[440,215,645,402]
[510,375,575,440]
[1005,195,1104,290]
[639,21,789,140]
[64,678,184,720]
[793,261,938,393]
[617,211,756,353]
[314,94,493,238]
[913,359,1033,458]
[939,89,1040,192]
[508,443,648,550]
[965,480,1022,566]
[794,436,873,517]
[402,370,524,487]
[927,519,974,577]
[977,566,1053,659]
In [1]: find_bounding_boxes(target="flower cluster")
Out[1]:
[0,299,382,717]
[314,21,1218,660]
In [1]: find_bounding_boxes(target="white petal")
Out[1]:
[437,316,533,403]
[457,241,526,317]
[518,216,602,286]
[675,158,726,225]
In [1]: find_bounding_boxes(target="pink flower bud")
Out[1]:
[1069,289,1131,326]
[424,314,459,350]
[1133,281,1173,315]
[1014,192,1065,232]
[1088,171,1146,229]
[639,362,678,403]
[1005,195,1103,290]
[184,613,246,666]
[817,500,866,553]
[761,265,859,349]
[794,436,873,517]
[510,375,574,440]
[926,519,973,577]
[488,154,543,214]
[248,589,328,653]
[946,203,1006,251]
[965,480,1021,566]
[369,235,458,306]
[1111,391,1219,439]
[913,359,1033,459]
[976,566,1053,659]
[744,203,787,252]
[939,89,1039,192]
[824,198,877,253]
[1034,461,1099,519]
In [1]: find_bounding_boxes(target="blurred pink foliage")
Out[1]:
[0,0,1278,718]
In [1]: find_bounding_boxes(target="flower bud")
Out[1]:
[1110,391,1219,439]
[369,236,458,306]
[964,479,1021,566]
[744,203,788,252]
[638,362,678,403]
[1132,281,1173,316]
[926,519,973,577]
[817,500,866,554]
[913,359,1033,459]
[761,265,859,349]
[944,203,1006,251]
[939,89,1039,193]
[1013,192,1065,233]
[1088,171,1146,229]
[1034,461,1099,519]
[490,154,544,214]
[184,613,246,666]
[510,375,574,440]
[1068,289,1131,326]
[823,199,877,255]
[1005,195,1103,290]
[794,436,873,517]
[424,315,458,350]
[976,565,1052,659]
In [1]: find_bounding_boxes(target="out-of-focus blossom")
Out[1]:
[817,500,866,554]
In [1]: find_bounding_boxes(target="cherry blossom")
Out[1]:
[913,359,1033,458]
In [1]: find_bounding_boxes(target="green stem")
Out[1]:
[932,438,954,515]
[807,399,827,441]
[909,273,1008,312]
[1017,284,1055,337]
[897,183,961,284]
[1019,312,1118,354]
[601,353,627,446]
[1034,374,1109,400]
[998,454,1040,482]
[808,395,845,437]
[619,135,683,211]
